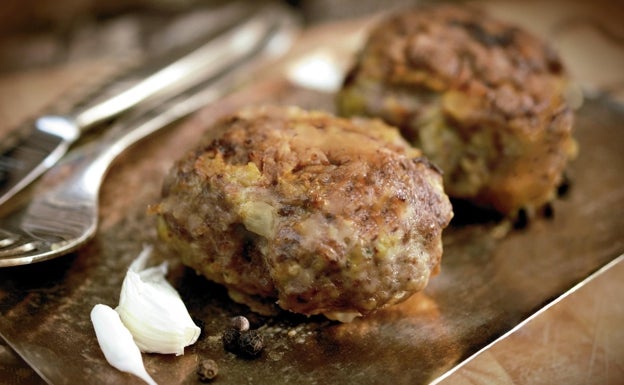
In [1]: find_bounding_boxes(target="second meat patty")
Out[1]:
[337,4,579,217]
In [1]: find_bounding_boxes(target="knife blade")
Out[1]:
[0,1,293,208]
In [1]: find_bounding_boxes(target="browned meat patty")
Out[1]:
[154,105,452,321]
[337,4,578,217]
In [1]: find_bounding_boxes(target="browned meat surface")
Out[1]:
[154,105,452,321]
[337,4,578,217]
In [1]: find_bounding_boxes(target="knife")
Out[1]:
[0,2,294,208]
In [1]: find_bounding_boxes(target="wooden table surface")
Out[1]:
[0,1,622,384]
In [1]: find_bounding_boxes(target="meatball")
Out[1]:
[154,106,452,321]
[337,4,578,217]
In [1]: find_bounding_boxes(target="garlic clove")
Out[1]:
[90,304,158,385]
[115,245,200,356]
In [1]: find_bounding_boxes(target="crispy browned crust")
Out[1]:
[155,106,452,319]
[337,4,577,216]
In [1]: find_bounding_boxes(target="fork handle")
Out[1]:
[70,3,278,132]
[56,4,296,201]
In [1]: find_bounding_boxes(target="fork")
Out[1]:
[0,7,296,267]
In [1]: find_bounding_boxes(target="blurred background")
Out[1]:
[0,0,622,93]
[1,0,621,69]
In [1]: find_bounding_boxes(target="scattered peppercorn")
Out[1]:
[230,316,250,332]
[557,173,571,197]
[197,359,218,382]
[513,208,528,229]
[222,328,241,353]
[221,316,266,358]
[542,202,554,219]
[238,330,264,358]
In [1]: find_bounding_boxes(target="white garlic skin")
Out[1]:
[90,304,158,385]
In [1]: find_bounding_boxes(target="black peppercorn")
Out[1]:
[222,327,241,353]
[221,316,266,358]
[238,330,264,358]
[197,359,218,382]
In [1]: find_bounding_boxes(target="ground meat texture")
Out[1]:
[154,105,452,321]
[337,4,578,217]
